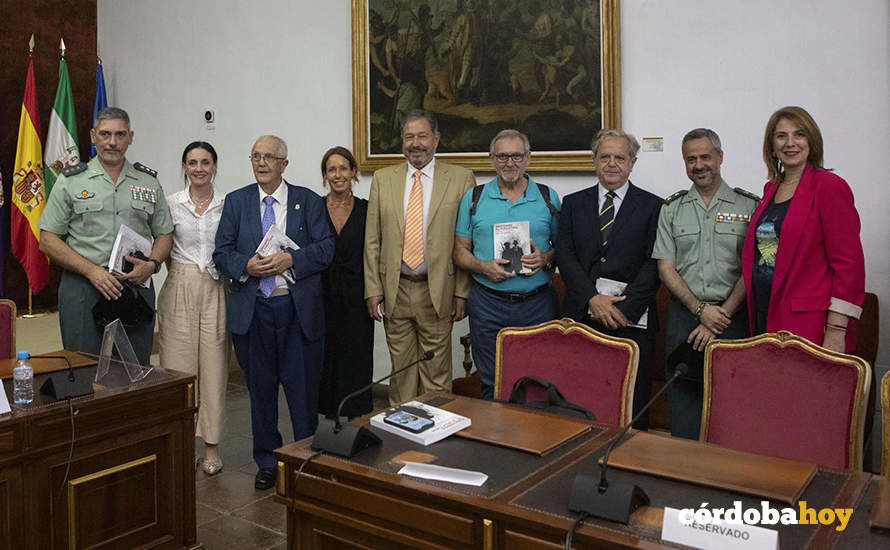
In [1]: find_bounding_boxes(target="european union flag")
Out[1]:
[90,60,108,158]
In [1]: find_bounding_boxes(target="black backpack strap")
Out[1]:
[472,182,557,220]
[542,383,594,419]
[508,376,596,420]
[536,182,559,217]
[469,184,485,219]
[508,376,555,405]
[543,381,566,404]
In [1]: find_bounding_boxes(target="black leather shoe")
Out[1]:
[255,467,276,490]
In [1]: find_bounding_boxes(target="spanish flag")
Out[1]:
[11,49,49,294]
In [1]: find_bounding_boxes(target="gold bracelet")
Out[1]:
[825,323,847,332]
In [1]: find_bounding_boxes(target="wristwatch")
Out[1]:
[544,251,556,271]
[149,258,162,274]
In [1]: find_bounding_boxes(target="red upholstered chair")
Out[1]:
[0,299,16,360]
[493,318,638,426]
[701,331,870,471]
[881,371,890,477]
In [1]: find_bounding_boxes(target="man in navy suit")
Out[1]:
[557,129,662,429]
[214,135,334,489]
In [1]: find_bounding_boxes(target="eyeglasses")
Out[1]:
[596,153,629,166]
[492,152,528,164]
[250,153,286,164]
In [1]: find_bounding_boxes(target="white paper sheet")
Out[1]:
[108,224,153,288]
[593,277,648,329]
[0,377,15,414]
[0,381,11,414]
[661,507,778,550]
[397,462,488,486]
[255,225,299,283]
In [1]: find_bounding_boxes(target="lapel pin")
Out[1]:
[294,203,300,210]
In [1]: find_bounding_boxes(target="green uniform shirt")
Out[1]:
[652,180,758,302]
[38,157,173,266]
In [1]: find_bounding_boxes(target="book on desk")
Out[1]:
[276,393,890,549]
[370,401,470,445]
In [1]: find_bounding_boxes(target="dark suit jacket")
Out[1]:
[557,182,662,330]
[213,181,334,339]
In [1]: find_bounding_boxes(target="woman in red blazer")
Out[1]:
[742,106,864,353]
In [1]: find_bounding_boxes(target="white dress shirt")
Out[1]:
[597,179,630,217]
[258,180,289,290]
[168,188,224,279]
[401,158,436,275]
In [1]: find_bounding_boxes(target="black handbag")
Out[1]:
[507,376,595,421]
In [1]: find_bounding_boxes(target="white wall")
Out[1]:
[98,0,890,378]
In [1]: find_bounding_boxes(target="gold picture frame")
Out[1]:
[352,0,622,172]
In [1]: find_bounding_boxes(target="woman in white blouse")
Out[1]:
[158,142,228,475]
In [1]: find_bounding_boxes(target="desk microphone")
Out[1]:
[36,353,95,400]
[311,351,435,457]
[568,363,688,525]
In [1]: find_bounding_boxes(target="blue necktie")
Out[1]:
[259,195,277,297]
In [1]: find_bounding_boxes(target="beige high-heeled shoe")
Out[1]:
[202,443,223,475]
[202,457,223,475]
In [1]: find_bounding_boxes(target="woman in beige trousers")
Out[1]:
[158,141,229,475]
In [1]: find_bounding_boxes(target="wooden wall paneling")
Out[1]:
[0,0,97,309]
[0,464,23,549]
[34,429,178,549]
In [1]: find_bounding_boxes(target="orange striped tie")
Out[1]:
[402,170,424,269]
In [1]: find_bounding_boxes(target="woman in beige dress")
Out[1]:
[158,141,228,475]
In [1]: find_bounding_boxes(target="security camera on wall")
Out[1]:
[204,108,216,130]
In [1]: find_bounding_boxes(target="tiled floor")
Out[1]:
[192,368,288,549]
[16,312,390,550]
[195,372,386,549]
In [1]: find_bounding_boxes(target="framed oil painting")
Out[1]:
[352,0,621,172]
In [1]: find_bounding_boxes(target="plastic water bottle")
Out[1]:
[13,350,34,405]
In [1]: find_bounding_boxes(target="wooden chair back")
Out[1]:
[881,371,890,477]
[702,331,871,470]
[0,299,16,360]
[494,318,638,426]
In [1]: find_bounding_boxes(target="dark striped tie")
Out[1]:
[599,190,616,246]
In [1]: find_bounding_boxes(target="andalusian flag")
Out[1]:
[11,42,49,294]
[44,41,79,197]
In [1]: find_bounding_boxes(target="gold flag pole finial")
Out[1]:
[29,34,35,53]
[60,37,66,57]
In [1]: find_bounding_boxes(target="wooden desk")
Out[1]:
[0,349,96,378]
[0,362,198,549]
[275,394,890,549]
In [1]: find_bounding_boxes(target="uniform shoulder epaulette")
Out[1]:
[133,162,158,178]
[663,190,688,205]
[734,187,760,202]
[62,162,88,177]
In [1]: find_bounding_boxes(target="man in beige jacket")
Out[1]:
[365,109,475,404]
